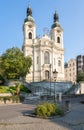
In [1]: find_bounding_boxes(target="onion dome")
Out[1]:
[24,6,35,23]
[51,11,61,29]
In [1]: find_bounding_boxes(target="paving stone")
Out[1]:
[0,103,84,130]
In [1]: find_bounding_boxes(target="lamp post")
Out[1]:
[50,64,51,96]
[33,42,34,83]
[53,69,58,103]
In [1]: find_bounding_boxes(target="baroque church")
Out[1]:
[22,5,64,82]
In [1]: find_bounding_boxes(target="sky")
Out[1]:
[0,0,84,62]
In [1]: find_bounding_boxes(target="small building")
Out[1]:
[64,59,77,83]
[76,55,84,74]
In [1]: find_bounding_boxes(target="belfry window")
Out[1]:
[57,37,60,43]
[44,51,50,64]
[29,32,32,39]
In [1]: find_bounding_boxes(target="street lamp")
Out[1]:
[49,64,51,96]
[53,69,58,103]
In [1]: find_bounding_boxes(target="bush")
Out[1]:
[0,95,24,103]
[35,102,64,118]
[55,107,64,116]
[0,86,10,93]
[20,85,31,93]
[0,85,31,94]
[11,95,20,103]
[42,102,56,116]
[35,105,47,118]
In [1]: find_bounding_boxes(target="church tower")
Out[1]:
[50,11,64,81]
[23,4,36,56]
[50,11,63,49]
[22,4,36,81]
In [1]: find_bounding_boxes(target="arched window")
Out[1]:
[44,51,50,64]
[57,37,60,43]
[58,60,61,66]
[29,32,32,39]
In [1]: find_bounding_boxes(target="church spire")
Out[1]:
[27,1,32,16]
[51,11,61,29]
[54,11,59,22]
[24,1,35,23]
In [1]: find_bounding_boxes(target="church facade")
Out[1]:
[22,5,64,82]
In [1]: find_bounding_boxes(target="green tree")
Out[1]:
[0,75,5,85]
[77,72,84,83]
[0,47,32,79]
[0,56,3,75]
[0,56,5,84]
[64,62,68,68]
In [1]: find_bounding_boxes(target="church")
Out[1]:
[22,4,64,82]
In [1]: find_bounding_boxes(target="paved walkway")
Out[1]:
[0,103,84,130]
[58,103,84,129]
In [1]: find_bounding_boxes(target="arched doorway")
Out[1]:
[45,70,49,80]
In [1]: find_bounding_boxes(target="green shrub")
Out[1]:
[35,102,64,118]
[20,85,31,93]
[0,86,9,93]
[0,85,31,94]
[42,102,56,116]
[11,95,20,103]
[55,107,64,116]
[35,105,47,117]
[0,95,24,103]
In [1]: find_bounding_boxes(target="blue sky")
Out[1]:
[0,0,84,62]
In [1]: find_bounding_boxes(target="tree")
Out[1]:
[0,47,32,79]
[0,75,5,85]
[64,62,68,68]
[77,72,84,83]
[0,56,5,84]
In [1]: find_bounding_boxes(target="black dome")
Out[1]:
[27,7,32,16]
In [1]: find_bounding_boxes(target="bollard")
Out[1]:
[58,93,62,102]
[65,100,71,111]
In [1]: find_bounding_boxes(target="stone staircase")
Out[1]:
[22,81,72,95]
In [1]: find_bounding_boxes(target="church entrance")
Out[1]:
[45,70,49,80]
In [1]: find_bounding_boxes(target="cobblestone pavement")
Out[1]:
[60,103,84,125]
[0,115,84,130]
[57,103,84,130]
[0,103,84,130]
[0,115,71,130]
